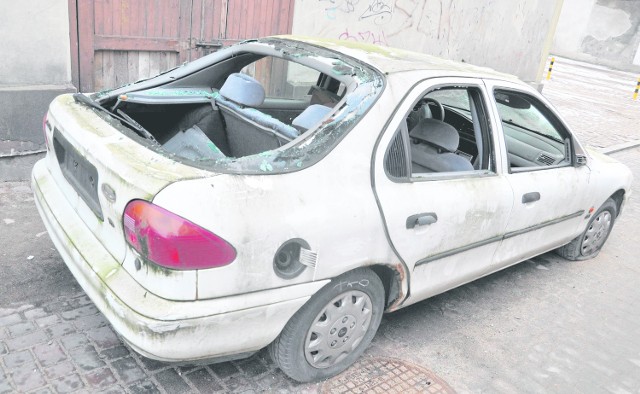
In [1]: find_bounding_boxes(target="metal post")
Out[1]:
[633,77,640,100]
[546,57,555,81]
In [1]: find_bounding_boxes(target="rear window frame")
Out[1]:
[94,38,386,176]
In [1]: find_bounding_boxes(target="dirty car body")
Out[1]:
[33,37,632,382]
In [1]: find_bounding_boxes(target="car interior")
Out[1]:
[386,86,494,178]
[493,90,571,171]
[386,86,572,179]
[105,55,346,161]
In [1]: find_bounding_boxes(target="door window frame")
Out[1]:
[383,78,503,183]
[484,80,585,175]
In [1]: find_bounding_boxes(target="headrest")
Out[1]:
[409,118,459,152]
[292,105,332,131]
[219,73,265,107]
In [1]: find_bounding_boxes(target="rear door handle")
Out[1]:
[406,212,438,229]
[522,192,541,204]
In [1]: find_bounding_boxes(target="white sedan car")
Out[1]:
[33,36,632,382]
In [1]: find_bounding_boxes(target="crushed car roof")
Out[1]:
[273,35,520,82]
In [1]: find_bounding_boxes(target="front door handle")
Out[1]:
[522,192,541,204]
[406,212,438,229]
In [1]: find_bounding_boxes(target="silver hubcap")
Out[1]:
[581,210,612,256]
[304,290,373,369]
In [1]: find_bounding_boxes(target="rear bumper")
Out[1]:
[32,159,328,361]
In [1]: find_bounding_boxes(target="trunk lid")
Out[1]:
[45,94,215,263]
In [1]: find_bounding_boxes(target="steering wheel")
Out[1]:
[420,98,445,122]
[407,97,445,131]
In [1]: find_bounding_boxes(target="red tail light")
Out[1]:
[123,200,236,270]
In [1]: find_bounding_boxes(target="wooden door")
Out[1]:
[72,0,296,92]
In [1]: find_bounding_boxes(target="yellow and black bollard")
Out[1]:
[546,57,555,81]
[633,77,640,100]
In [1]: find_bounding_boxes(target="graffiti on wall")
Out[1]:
[320,0,393,24]
[313,0,459,48]
[338,28,389,45]
[292,0,556,82]
[318,0,395,44]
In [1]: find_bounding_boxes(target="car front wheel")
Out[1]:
[556,198,617,261]
[269,268,385,383]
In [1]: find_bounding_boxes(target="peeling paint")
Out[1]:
[105,292,126,319]
[387,262,407,311]
[144,321,183,334]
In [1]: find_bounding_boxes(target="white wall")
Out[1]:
[552,0,640,70]
[0,0,72,86]
[634,41,640,66]
[0,0,75,168]
[552,0,596,55]
[291,0,563,83]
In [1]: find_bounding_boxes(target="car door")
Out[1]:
[484,79,592,267]
[373,77,514,306]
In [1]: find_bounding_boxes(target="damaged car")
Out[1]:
[33,36,632,382]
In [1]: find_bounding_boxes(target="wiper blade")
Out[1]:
[73,92,104,111]
[73,93,157,143]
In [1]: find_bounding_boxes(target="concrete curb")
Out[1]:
[0,152,44,182]
[0,149,46,158]
[599,140,640,155]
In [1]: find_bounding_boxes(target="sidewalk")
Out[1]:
[542,56,640,150]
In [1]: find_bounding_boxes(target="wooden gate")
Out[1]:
[71,0,295,92]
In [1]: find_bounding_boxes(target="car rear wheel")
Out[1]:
[556,198,617,261]
[269,268,384,383]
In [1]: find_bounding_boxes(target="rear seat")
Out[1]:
[291,104,332,133]
[214,73,300,158]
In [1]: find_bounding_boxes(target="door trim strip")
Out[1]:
[415,235,503,267]
[502,210,584,240]
[414,210,584,268]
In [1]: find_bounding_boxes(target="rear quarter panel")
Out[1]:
[46,94,216,301]
[152,92,402,300]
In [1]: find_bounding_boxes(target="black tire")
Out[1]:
[269,268,385,383]
[556,198,617,261]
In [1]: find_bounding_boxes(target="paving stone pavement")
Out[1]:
[2,58,640,393]
[542,56,640,148]
[0,294,318,393]
[365,147,640,394]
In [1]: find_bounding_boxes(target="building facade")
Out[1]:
[553,0,640,71]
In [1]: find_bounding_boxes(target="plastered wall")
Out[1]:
[0,0,72,86]
[553,0,640,70]
[291,0,563,83]
[0,0,75,179]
